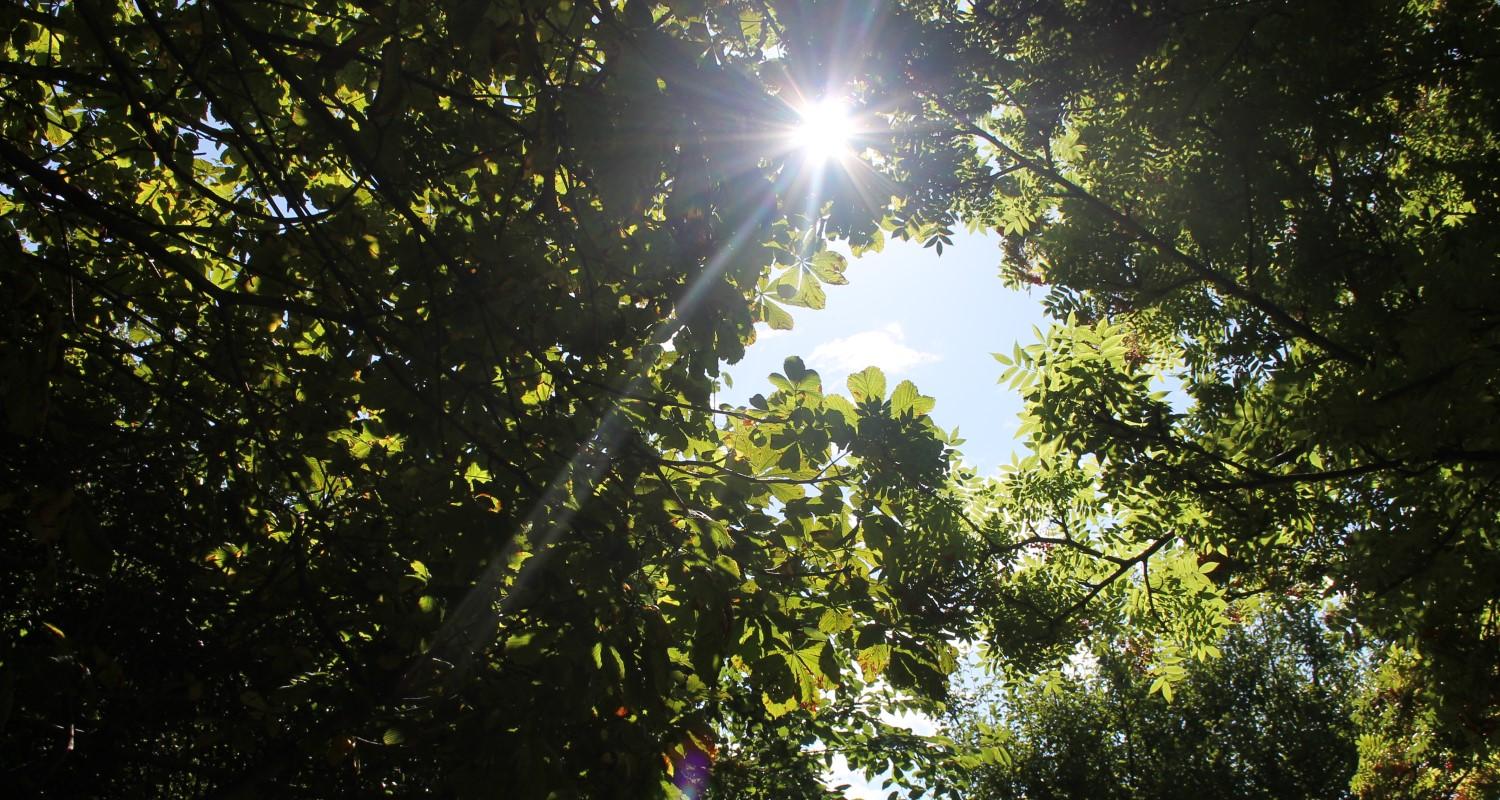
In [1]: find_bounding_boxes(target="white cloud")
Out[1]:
[823,754,888,800]
[808,323,940,375]
[751,322,792,343]
[878,707,939,737]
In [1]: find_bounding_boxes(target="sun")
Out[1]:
[789,99,855,163]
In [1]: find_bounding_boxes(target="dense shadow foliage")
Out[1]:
[950,608,1359,800]
[0,1,968,795]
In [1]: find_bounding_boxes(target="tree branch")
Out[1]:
[928,93,1367,365]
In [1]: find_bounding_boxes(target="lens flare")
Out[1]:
[671,742,713,798]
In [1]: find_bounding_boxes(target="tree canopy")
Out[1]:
[916,1,1500,794]
[0,1,965,794]
[2,0,1498,797]
[947,605,1360,800]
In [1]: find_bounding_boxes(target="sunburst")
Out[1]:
[788,98,856,163]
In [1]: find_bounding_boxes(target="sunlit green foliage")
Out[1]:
[0,1,962,794]
[909,0,1500,793]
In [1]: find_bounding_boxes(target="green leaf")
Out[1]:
[807,250,849,285]
[785,642,827,702]
[856,644,892,681]
[779,273,827,310]
[714,554,741,578]
[847,367,887,403]
[762,692,798,719]
[463,462,491,490]
[757,297,795,330]
[890,380,929,417]
[823,394,858,425]
[782,356,821,393]
[818,608,854,634]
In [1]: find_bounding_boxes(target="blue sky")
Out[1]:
[718,228,1049,476]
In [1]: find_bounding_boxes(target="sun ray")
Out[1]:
[415,194,782,685]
